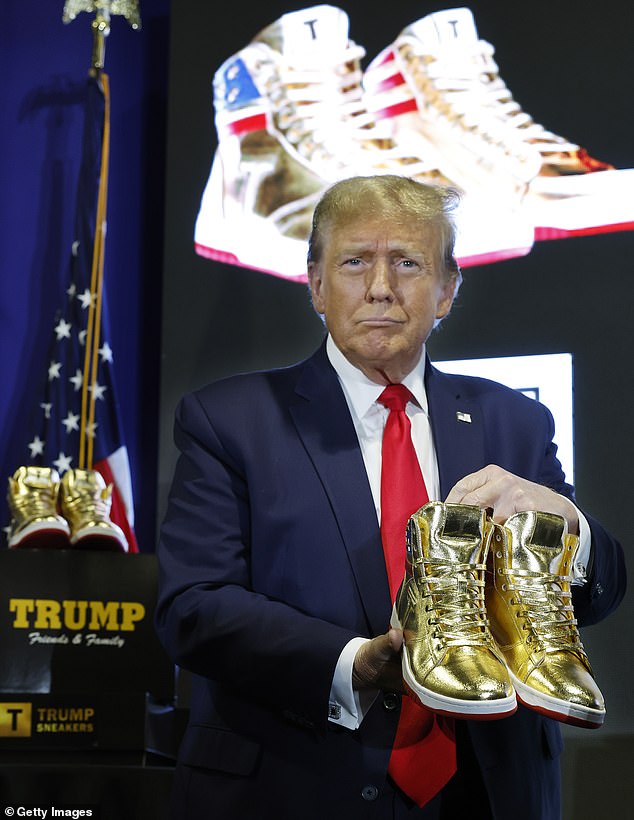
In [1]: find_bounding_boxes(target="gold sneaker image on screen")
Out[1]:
[391,501,516,719]
[487,511,605,728]
[363,7,634,241]
[59,468,128,552]
[7,465,70,549]
[193,4,534,280]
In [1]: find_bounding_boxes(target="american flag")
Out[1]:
[19,72,138,553]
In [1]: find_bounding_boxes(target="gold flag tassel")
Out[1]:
[78,72,110,470]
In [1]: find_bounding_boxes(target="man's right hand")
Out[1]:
[352,628,404,691]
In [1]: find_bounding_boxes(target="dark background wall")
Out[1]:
[1,0,633,816]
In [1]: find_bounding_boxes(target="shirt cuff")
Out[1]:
[328,637,378,729]
[573,508,591,584]
[558,496,591,584]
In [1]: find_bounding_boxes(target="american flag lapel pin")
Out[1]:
[456,411,472,423]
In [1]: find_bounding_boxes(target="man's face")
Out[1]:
[308,213,457,384]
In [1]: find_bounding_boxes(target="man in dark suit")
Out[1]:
[155,176,625,819]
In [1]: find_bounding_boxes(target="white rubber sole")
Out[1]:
[9,519,70,549]
[510,672,605,729]
[391,604,517,719]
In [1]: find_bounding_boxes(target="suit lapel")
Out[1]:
[286,350,488,634]
[426,361,487,498]
[289,346,392,637]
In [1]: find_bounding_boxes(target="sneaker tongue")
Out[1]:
[66,469,105,496]
[256,4,351,68]
[428,504,484,565]
[25,468,57,490]
[407,7,479,50]
[508,512,567,575]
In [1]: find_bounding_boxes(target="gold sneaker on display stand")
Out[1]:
[391,501,516,720]
[59,468,128,553]
[7,465,70,549]
[487,510,605,728]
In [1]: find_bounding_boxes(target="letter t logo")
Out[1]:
[304,18,318,39]
[0,702,32,736]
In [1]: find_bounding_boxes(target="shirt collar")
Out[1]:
[326,335,429,419]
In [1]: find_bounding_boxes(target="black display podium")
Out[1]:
[0,549,185,819]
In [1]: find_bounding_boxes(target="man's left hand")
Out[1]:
[445,464,579,534]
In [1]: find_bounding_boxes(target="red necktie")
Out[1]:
[378,384,456,807]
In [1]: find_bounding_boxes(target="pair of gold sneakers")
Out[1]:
[6,465,128,553]
[391,502,604,728]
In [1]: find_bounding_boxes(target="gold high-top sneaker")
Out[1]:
[7,466,70,549]
[59,468,128,553]
[487,511,605,728]
[391,501,516,719]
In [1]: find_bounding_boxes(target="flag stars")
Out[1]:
[67,282,77,299]
[86,421,98,439]
[54,318,72,340]
[99,341,113,363]
[48,361,62,381]
[89,382,107,401]
[40,402,52,419]
[70,369,83,391]
[28,436,45,458]
[79,330,87,346]
[78,289,95,309]
[62,411,80,433]
[53,452,73,474]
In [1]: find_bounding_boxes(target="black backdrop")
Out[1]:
[161,2,634,814]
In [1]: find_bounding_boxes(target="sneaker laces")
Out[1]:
[259,40,438,179]
[402,35,578,162]
[419,558,493,647]
[10,484,58,520]
[502,566,588,656]
[63,485,112,522]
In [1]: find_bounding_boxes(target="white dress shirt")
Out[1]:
[324,335,590,729]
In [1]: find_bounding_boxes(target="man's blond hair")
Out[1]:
[307,175,462,284]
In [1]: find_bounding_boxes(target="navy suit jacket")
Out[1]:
[156,344,625,820]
